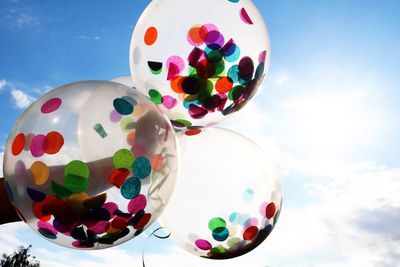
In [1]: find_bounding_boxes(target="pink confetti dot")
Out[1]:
[41,98,62,114]
[128,194,147,214]
[30,134,46,157]
[162,95,177,109]
[195,239,212,250]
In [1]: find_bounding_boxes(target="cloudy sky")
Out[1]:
[1,0,400,266]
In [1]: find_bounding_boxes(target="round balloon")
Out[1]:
[3,81,179,249]
[159,128,281,259]
[111,76,135,88]
[130,0,270,133]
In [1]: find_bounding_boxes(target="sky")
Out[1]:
[1,0,400,266]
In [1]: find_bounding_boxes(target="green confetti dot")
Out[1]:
[93,123,108,138]
[210,245,227,254]
[64,174,89,193]
[227,237,241,247]
[120,117,136,132]
[228,85,244,101]
[113,149,135,169]
[148,89,162,105]
[175,119,192,127]
[64,160,89,179]
[208,217,226,231]
[51,181,72,199]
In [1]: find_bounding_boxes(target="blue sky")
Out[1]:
[1,0,400,266]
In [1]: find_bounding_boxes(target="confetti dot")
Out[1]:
[38,228,57,239]
[240,8,254,25]
[30,134,46,158]
[43,131,64,154]
[227,237,241,247]
[83,193,107,209]
[265,202,276,219]
[89,221,109,235]
[242,188,255,202]
[212,227,229,242]
[259,50,267,64]
[109,168,131,188]
[208,217,226,231]
[189,104,208,119]
[121,177,141,199]
[120,117,135,132]
[11,133,25,156]
[109,109,122,123]
[166,56,185,80]
[170,76,185,94]
[144,26,158,46]
[187,25,204,46]
[185,128,202,136]
[113,98,134,115]
[128,194,147,214]
[133,213,151,229]
[93,123,107,138]
[215,77,233,94]
[150,154,165,172]
[148,61,163,75]
[51,181,72,199]
[30,161,49,185]
[132,156,151,179]
[128,209,145,226]
[27,187,46,202]
[113,149,135,169]
[243,226,259,240]
[148,89,163,105]
[195,239,212,250]
[162,95,177,109]
[239,56,255,81]
[210,245,227,254]
[127,131,136,146]
[41,98,62,114]
[64,160,90,193]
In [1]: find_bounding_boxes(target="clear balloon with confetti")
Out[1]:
[130,0,270,135]
[159,128,282,259]
[3,81,179,249]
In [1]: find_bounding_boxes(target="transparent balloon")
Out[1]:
[130,0,270,133]
[3,81,179,249]
[159,128,281,259]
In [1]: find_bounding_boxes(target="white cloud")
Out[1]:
[10,88,35,109]
[0,79,7,91]
[15,13,38,29]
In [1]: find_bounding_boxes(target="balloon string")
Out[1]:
[142,227,171,267]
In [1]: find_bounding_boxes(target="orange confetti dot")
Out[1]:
[30,161,49,185]
[127,131,136,147]
[12,133,25,156]
[33,202,51,222]
[144,26,158,46]
[150,154,165,172]
[187,25,203,46]
[215,77,233,94]
[44,131,64,154]
[170,75,185,94]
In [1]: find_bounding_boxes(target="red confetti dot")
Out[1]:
[32,202,51,222]
[108,168,131,188]
[44,131,64,154]
[243,226,259,240]
[240,8,254,25]
[265,202,276,219]
[144,26,158,46]
[41,98,62,114]
[185,129,202,136]
[12,133,25,156]
[134,213,151,229]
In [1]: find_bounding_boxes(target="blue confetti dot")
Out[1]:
[121,177,141,199]
[132,157,151,179]
[212,227,229,242]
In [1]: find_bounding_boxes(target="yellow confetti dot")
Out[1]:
[30,161,49,185]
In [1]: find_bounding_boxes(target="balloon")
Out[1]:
[111,76,135,88]
[130,0,270,133]
[3,81,179,249]
[159,128,281,259]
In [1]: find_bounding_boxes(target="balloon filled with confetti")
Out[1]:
[159,128,282,259]
[130,0,270,134]
[3,81,179,249]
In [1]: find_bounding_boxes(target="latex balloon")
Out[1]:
[111,76,135,88]
[3,81,179,249]
[130,0,270,133]
[159,128,281,259]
